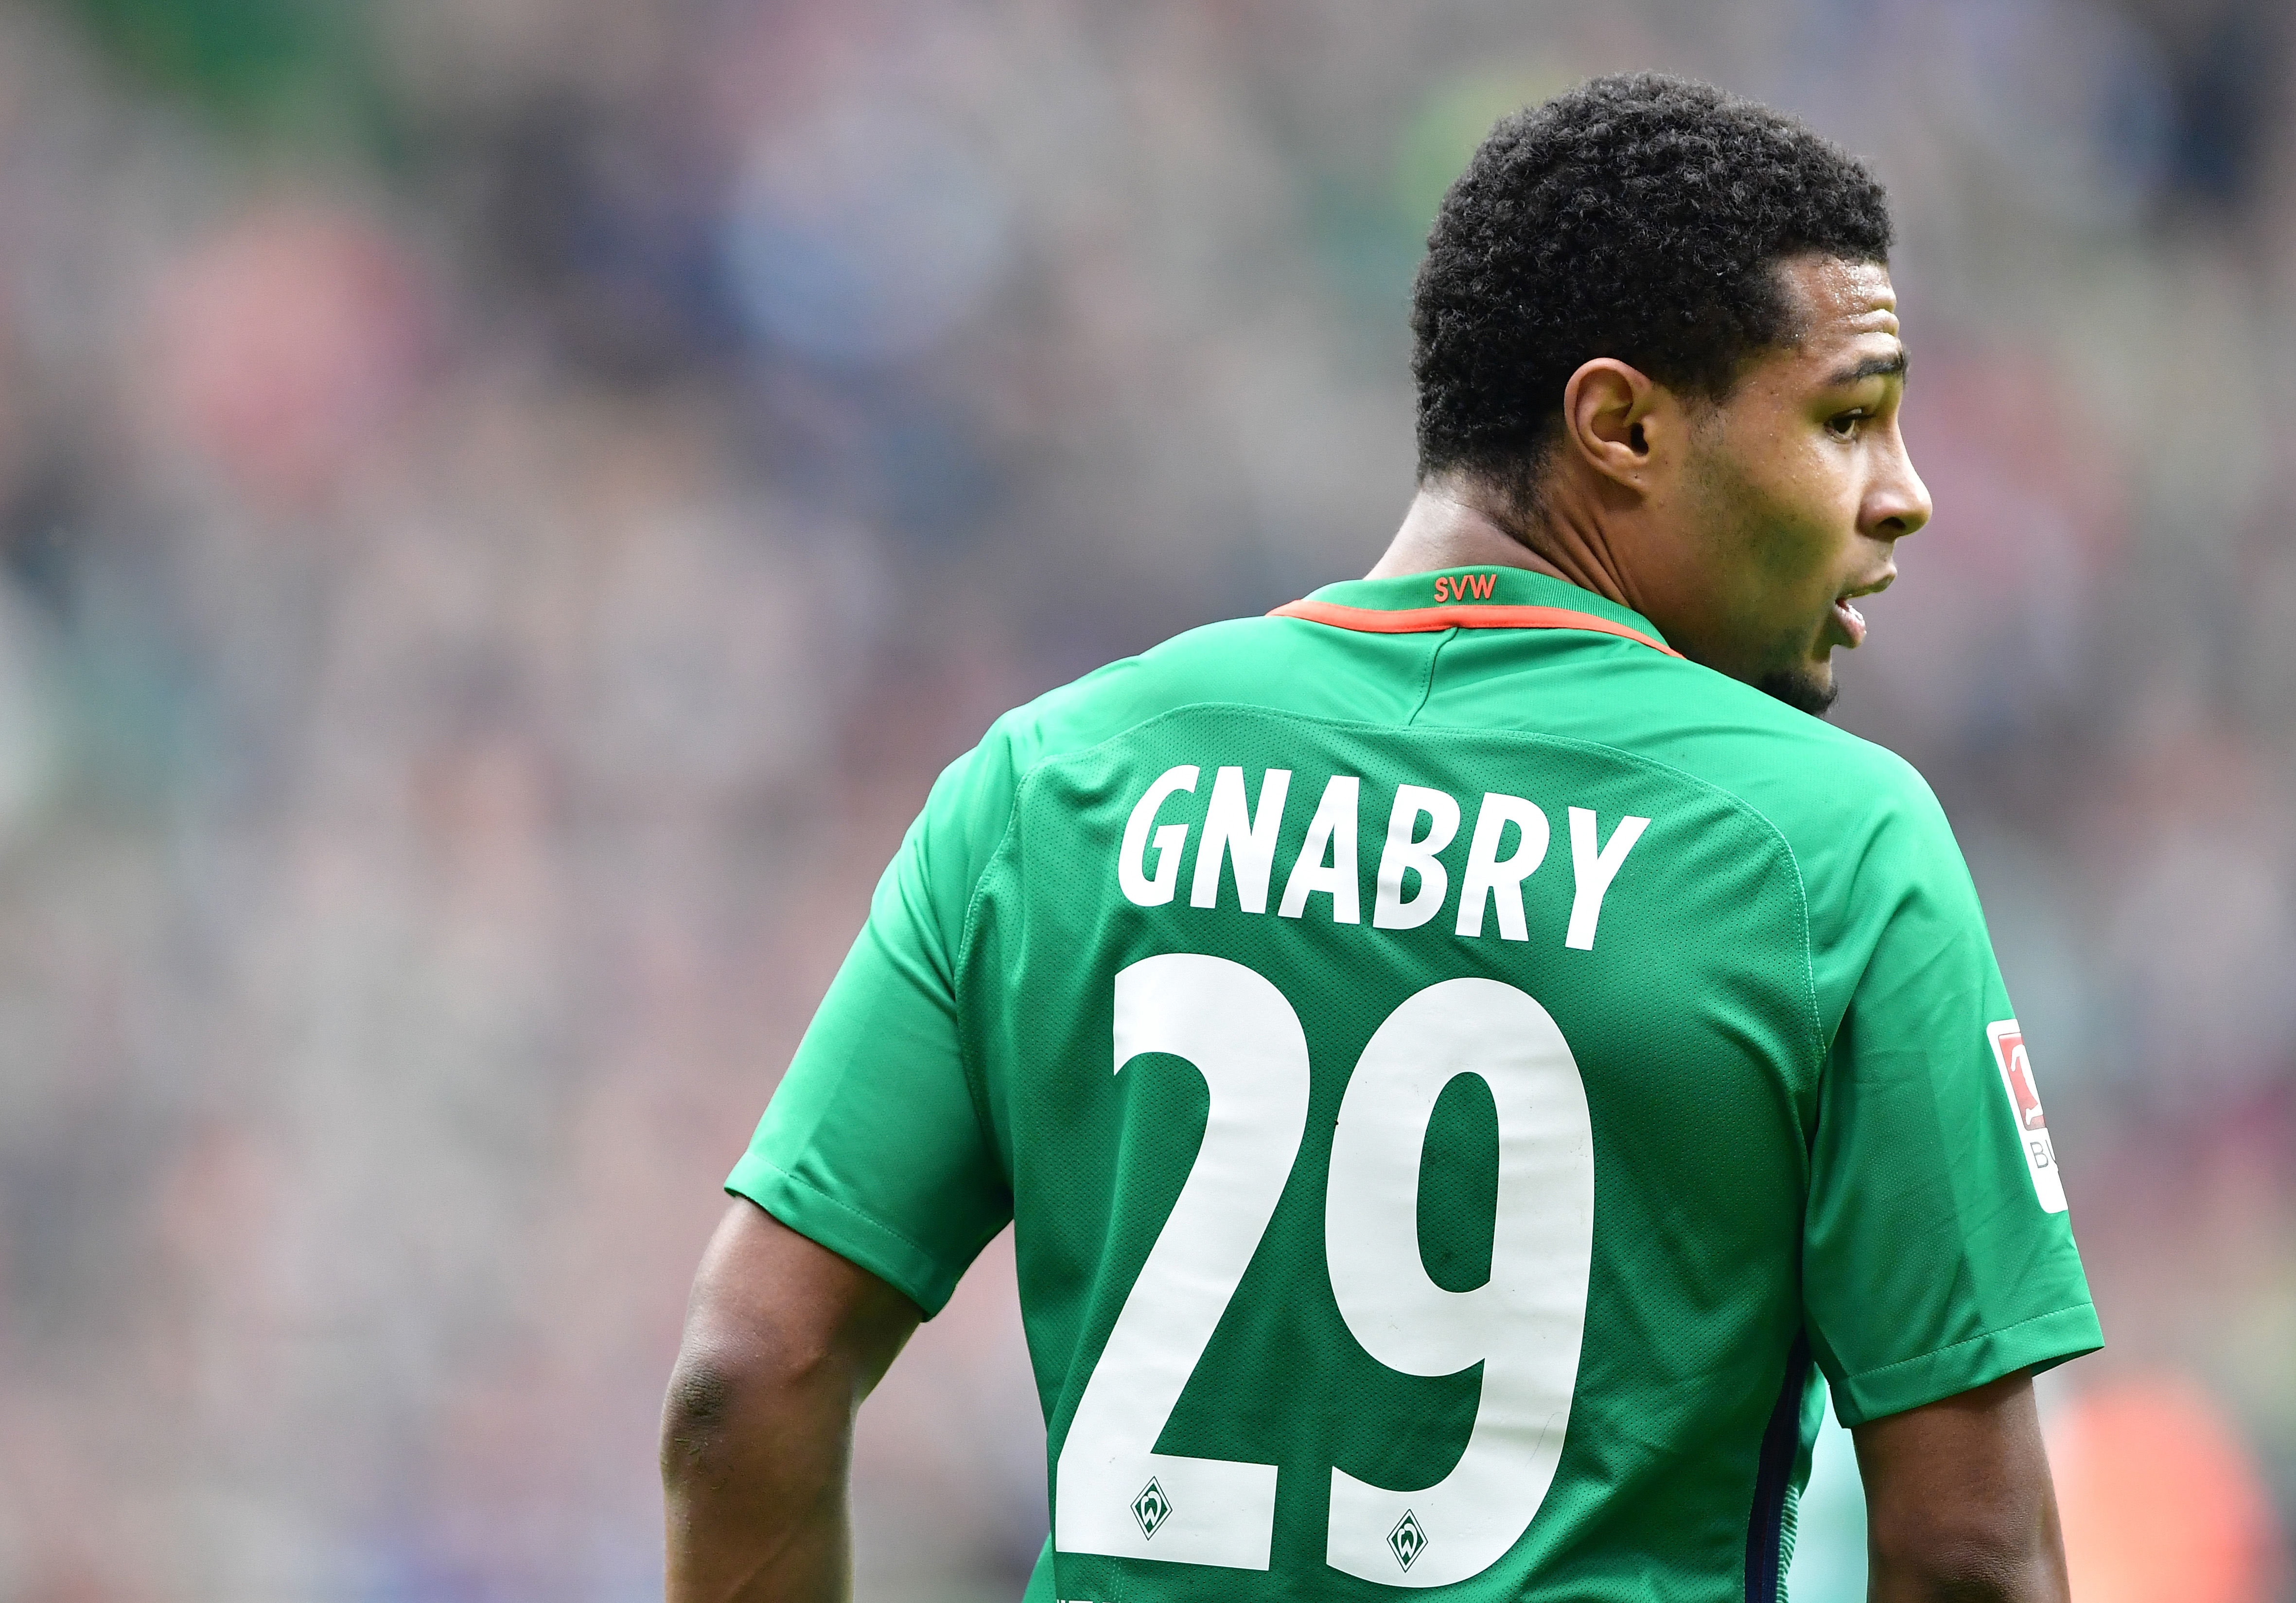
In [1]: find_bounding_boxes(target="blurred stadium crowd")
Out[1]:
[0,0,2290,1598]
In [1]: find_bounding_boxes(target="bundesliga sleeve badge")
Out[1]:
[1987,1020,2067,1214]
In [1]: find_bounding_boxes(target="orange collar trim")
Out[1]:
[1269,598,1683,659]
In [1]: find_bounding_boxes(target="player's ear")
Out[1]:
[1560,358,1663,489]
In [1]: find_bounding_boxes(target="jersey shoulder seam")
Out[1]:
[949,758,1032,1181]
[1396,710,1832,1081]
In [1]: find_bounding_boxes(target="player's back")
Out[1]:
[983,568,1835,1602]
[736,567,2100,1603]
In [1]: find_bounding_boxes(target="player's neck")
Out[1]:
[1368,481,1633,609]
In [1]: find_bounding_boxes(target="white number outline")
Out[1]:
[1324,978,1594,1585]
[1052,958,1595,1588]
[1053,954,1311,1570]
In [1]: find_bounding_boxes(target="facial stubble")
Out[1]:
[1685,425,1845,720]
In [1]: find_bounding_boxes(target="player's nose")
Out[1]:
[1866,427,1933,542]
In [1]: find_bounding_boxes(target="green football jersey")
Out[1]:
[730,566,2101,1603]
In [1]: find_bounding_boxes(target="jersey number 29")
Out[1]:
[1053,953,1595,1588]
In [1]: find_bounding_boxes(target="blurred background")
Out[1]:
[0,0,2290,1598]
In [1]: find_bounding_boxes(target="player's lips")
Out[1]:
[1831,597,1867,648]
[1828,571,1894,650]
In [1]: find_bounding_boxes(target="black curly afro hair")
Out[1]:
[1411,73,1892,514]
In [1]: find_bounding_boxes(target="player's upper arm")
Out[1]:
[1797,762,2101,1425]
[1853,1369,2069,1603]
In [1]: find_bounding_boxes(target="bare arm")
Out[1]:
[662,1199,923,1603]
[1854,1370,2069,1603]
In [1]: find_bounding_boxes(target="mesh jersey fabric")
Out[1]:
[728,565,2101,1603]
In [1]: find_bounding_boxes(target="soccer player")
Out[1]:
[662,75,2101,1603]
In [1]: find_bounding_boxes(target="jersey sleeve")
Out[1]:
[726,737,1019,1317]
[1800,775,2102,1427]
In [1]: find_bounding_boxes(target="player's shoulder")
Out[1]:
[1708,671,1935,807]
[1653,666,1960,894]
[983,613,1338,772]
[909,617,1278,841]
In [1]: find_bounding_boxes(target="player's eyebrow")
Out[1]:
[1826,348,1909,387]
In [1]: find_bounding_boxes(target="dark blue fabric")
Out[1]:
[1745,1334,1813,1603]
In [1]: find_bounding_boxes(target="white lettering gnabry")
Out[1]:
[1191,767,1293,913]
[1564,808,1649,951]
[1374,786,1461,930]
[1118,765,1650,951]
[1119,765,1199,907]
